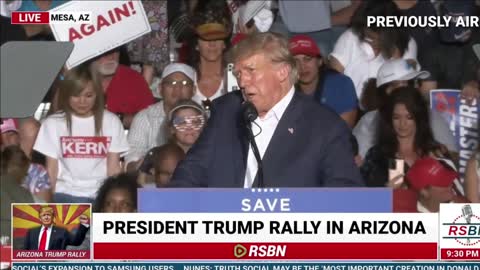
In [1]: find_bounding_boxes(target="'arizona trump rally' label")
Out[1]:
[61,136,111,158]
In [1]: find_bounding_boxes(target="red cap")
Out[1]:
[406,157,458,191]
[288,35,321,57]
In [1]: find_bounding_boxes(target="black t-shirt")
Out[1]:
[422,29,480,89]
[399,1,440,66]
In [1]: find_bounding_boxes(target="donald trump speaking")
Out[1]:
[170,32,363,188]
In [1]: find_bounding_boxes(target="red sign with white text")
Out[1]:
[11,12,49,24]
[61,136,110,158]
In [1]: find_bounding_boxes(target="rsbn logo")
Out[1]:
[443,205,480,246]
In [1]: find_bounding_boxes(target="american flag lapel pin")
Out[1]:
[288,128,294,134]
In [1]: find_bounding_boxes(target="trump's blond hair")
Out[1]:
[229,32,298,85]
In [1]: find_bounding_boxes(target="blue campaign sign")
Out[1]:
[430,89,479,182]
[138,188,392,213]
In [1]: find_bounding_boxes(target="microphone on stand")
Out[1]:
[462,205,473,244]
[241,100,264,188]
[462,205,473,224]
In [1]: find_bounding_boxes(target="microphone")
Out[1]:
[462,205,473,224]
[462,204,473,244]
[241,101,264,188]
[242,100,258,123]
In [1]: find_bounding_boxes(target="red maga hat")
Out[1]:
[406,157,458,191]
[288,35,321,57]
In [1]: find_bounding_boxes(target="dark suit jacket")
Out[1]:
[23,224,89,250]
[170,90,364,187]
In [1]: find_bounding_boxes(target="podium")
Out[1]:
[138,188,393,213]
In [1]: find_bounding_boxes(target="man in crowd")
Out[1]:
[170,32,362,187]
[126,63,196,172]
[420,0,479,101]
[23,206,89,250]
[289,35,358,128]
[406,158,469,213]
[90,48,155,129]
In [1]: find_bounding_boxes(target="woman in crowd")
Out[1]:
[329,0,417,106]
[354,59,457,159]
[167,100,207,153]
[188,1,231,108]
[1,119,51,202]
[0,145,34,245]
[33,65,129,203]
[360,87,452,187]
[464,149,480,203]
[135,99,205,187]
[67,173,138,251]
[93,173,139,213]
[1,145,31,188]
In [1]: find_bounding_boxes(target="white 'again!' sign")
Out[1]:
[50,0,151,69]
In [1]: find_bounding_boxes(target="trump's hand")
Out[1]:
[79,214,90,225]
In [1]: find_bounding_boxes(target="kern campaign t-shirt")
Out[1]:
[34,111,129,198]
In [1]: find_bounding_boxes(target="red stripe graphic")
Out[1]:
[12,207,39,224]
[65,205,89,224]
[94,242,437,260]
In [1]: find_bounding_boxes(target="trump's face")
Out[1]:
[39,210,54,227]
[234,53,286,118]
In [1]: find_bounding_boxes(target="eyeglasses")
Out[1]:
[162,80,193,87]
[172,115,205,131]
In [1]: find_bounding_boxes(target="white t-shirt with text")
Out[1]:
[34,111,129,198]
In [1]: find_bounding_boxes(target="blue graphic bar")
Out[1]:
[138,188,392,213]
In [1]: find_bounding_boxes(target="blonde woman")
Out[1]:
[33,65,129,203]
